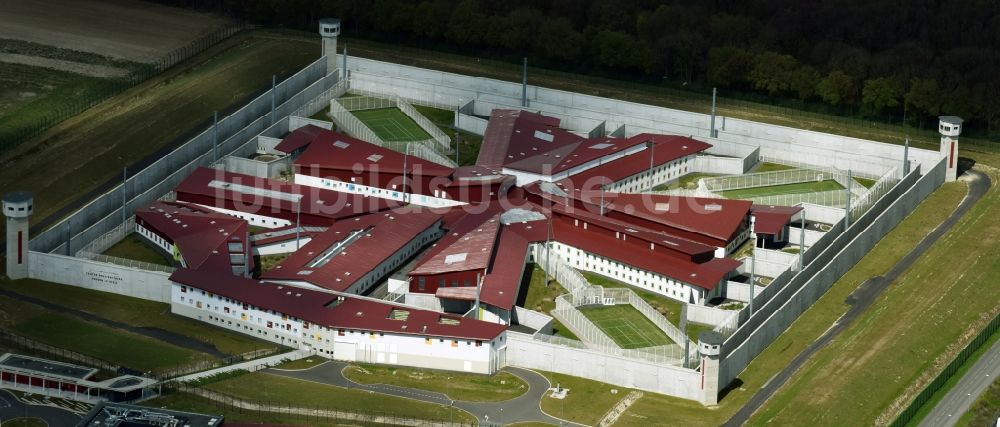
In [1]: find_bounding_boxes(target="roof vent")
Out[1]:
[705,204,723,211]
[356,311,363,317]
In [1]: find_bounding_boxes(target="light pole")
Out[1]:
[401,142,412,204]
[647,140,655,191]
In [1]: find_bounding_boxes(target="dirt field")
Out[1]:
[0,0,229,63]
[0,53,129,78]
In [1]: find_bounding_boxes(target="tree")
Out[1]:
[748,52,799,96]
[532,19,584,63]
[590,30,649,72]
[861,77,903,116]
[707,46,753,88]
[788,66,820,101]
[816,70,856,107]
[445,0,489,47]
[906,77,943,120]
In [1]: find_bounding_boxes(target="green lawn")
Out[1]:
[414,104,483,166]
[537,370,630,426]
[959,374,1000,426]
[754,162,797,173]
[101,233,173,266]
[1,279,273,357]
[581,271,685,327]
[614,172,970,425]
[0,31,319,229]
[274,356,329,370]
[748,158,1000,425]
[520,265,579,340]
[204,371,476,423]
[11,311,197,373]
[351,107,432,142]
[855,177,878,188]
[653,172,722,191]
[343,363,528,402]
[720,179,844,199]
[144,392,350,427]
[580,305,673,348]
[0,418,47,427]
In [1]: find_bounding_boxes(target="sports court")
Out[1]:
[580,305,672,349]
[719,179,843,199]
[351,107,432,142]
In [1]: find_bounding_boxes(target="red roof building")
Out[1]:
[135,201,253,276]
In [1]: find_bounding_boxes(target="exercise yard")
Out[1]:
[351,107,432,142]
[719,179,844,199]
[579,305,672,349]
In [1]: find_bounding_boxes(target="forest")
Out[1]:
[154,0,1000,136]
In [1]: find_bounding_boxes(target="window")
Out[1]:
[418,277,425,291]
[451,340,459,348]
[180,286,187,293]
[475,341,482,347]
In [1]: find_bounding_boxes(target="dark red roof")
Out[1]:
[602,193,752,243]
[479,229,530,308]
[261,210,441,292]
[135,201,250,273]
[274,124,325,153]
[560,135,712,187]
[292,128,454,177]
[410,212,501,276]
[174,167,399,225]
[477,110,581,170]
[752,204,804,235]
[169,269,506,341]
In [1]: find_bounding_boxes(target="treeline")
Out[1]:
[156,0,1000,133]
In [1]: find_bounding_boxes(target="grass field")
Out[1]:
[0,294,200,373]
[144,391,367,427]
[959,374,1000,426]
[0,31,319,228]
[414,104,484,166]
[204,371,475,423]
[612,171,972,425]
[101,233,173,266]
[581,271,684,326]
[720,179,844,199]
[520,265,579,340]
[748,156,1000,426]
[538,370,630,426]
[1,279,273,357]
[351,107,432,142]
[653,172,722,191]
[580,305,673,349]
[343,363,528,402]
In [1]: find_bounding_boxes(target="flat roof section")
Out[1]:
[77,402,223,427]
[0,353,96,381]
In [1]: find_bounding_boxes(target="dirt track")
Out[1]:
[0,0,228,63]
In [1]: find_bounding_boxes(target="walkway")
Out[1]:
[268,361,586,426]
[724,170,992,426]
[172,349,311,383]
[919,337,1000,427]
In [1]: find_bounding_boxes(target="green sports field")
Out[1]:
[351,107,432,142]
[719,179,844,199]
[580,305,672,349]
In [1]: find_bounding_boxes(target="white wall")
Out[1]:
[195,204,292,229]
[800,202,846,224]
[171,283,501,374]
[294,174,466,208]
[787,227,825,247]
[604,155,697,193]
[686,304,737,327]
[28,252,172,302]
[724,281,766,304]
[693,156,746,175]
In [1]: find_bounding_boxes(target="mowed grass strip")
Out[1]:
[719,179,844,199]
[520,264,579,340]
[749,159,1000,426]
[343,363,528,402]
[538,370,631,426]
[0,279,273,357]
[351,107,432,141]
[615,174,969,426]
[0,31,319,228]
[413,104,484,166]
[580,305,672,348]
[101,233,173,266]
[144,391,361,427]
[204,371,475,423]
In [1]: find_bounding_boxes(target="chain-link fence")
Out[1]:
[703,167,848,193]
[167,383,478,427]
[339,95,397,111]
[72,216,176,274]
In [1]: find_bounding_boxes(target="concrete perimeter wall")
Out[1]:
[28,252,171,302]
[719,158,946,385]
[30,59,339,256]
[340,55,941,176]
[506,332,703,400]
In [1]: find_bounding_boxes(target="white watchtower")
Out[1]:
[319,18,342,76]
[939,116,962,182]
[3,191,33,280]
[698,330,724,406]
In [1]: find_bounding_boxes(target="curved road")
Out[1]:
[268,362,586,426]
[0,389,82,425]
[724,170,991,426]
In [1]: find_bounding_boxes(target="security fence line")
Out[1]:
[73,216,177,274]
[396,96,452,149]
[290,72,349,119]
[703,167,849,193]
[171,384,478,427]
[849,166,902,223]
[759,154,887,180]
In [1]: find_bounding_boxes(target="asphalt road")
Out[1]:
[267,361,587,426]
[919,337,1000,427]
[0,389,82,425]
[723,170,991,426]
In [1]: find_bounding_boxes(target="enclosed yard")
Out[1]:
[351,107,432,142]
[579,305,673,349]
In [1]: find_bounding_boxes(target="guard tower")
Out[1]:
[319,18,341,76]
[3,191,33,280]
[939,116,962,182]
[698,330,724,406]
